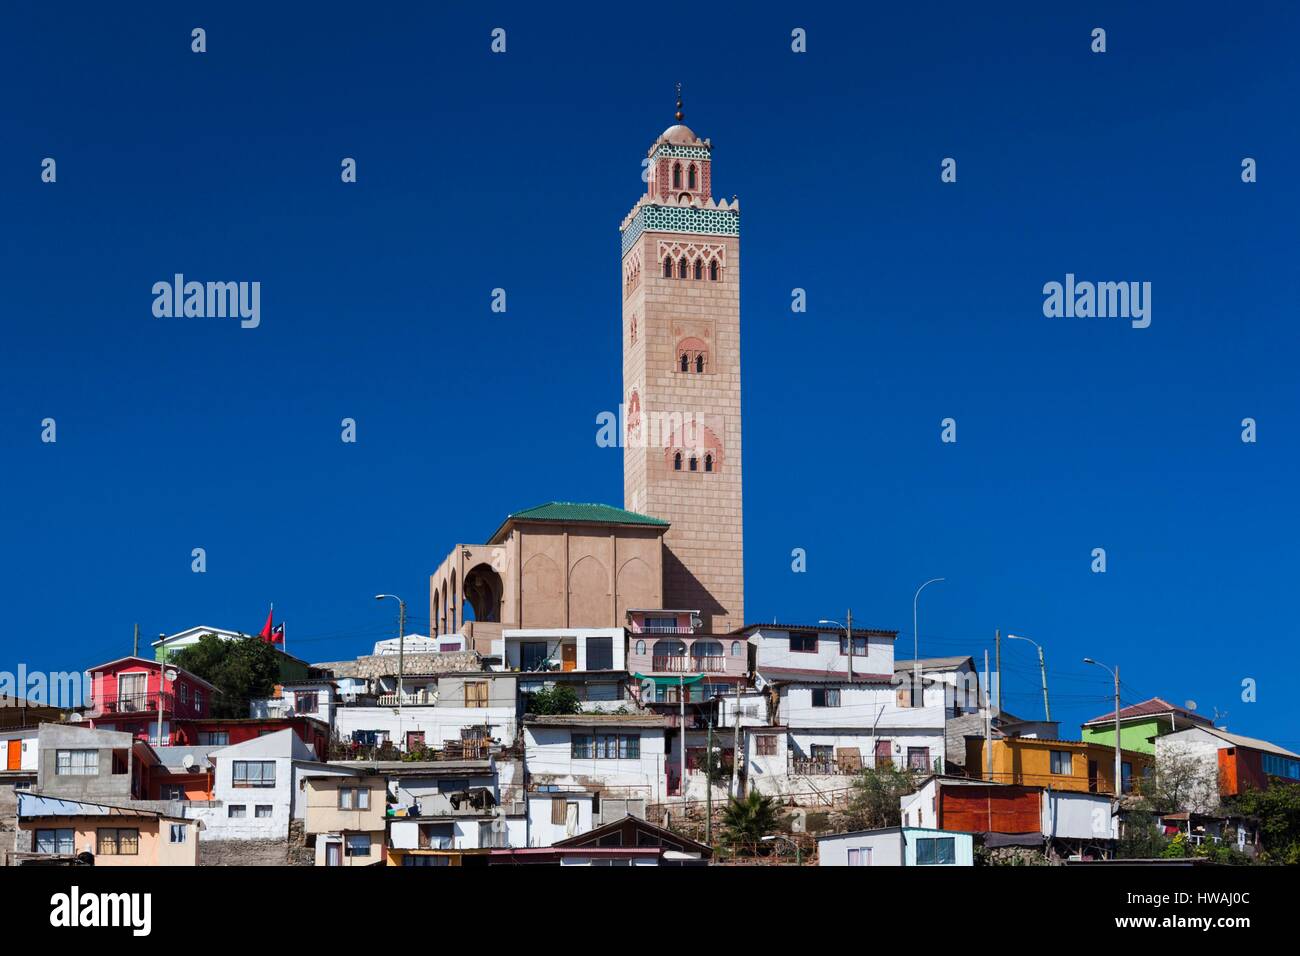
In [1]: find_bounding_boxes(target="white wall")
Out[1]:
[1042,791,1117,841]
[751,627,895,676]
[526,793,594,847]
[818,829,903,866]
[523,725,667,802]
[189,731,310,840]
[497,628,627,671]
[0,728,39,771]
[334,705,516,750]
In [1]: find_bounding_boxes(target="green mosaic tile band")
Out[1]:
[652,144,712,160]
[621,205,740,255]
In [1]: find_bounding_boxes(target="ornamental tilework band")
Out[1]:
[621,205,740,255]
[652,144,712,160]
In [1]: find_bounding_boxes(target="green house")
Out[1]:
[1080,697,1213,755]
[153,626,312,683]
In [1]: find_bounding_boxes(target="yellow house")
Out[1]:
[304,773,387,866]
[16,793,198,866]
[965,736,1152,795]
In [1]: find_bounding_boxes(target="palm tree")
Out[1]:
[722,790,782,852]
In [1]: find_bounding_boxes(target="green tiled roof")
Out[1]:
[508,502,669,527]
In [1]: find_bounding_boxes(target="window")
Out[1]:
[345,834,372,857]
[689,456,698,472]
[295,692,318,714]
[695,354,705,373]
[730,641,741,656]
[1263,753,1300,781]
[464,681,488,708]
[179,684,189,705]
[810,745,834,762]
[228,805,246,818]
[672,162,682,188]
[688,164,697,189]
[839,634,869,656]
[419,823,454,849]
[693,258,702,280]
[573,733,639,759]
[255,805,273,818]
[673,452,682,471]
[680,353,689,372]
[812,688,841,708]
[915,836,956,866]
[1121,762,1133,794]
[663,256,672,278]
[339,786,371,811]
[1050,750,1073,775]
[97,828,139,856]
[404,854,448,866]
[521,641,549,671]
[111,748,129,774]
[789,634,817,653]
[36,829,74,854]
[705,454,713,472]
[161,784,185,800]
[194,690,203,712]
[678,256,687,279]
[907,747,931,771]
[232,760,276,788]
[55,749,97,776]
[709,260,719,281]
[756,735,777,756]
[848,847,872,866]
[169,823,187,843]
[198,731,228,746]
[587,636,614,670]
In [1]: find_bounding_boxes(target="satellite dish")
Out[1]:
[182,755,195,770]
[1184,700,1198,711]
[165,669,178,682]
[69,712,83,722]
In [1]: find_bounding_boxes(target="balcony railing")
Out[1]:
[790,754,942,776]
[652,654,727,673]
[97,692,174,715]
[639,623,694,635]
[377,690,437,707]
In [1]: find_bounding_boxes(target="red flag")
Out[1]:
[258,607,274,642]
[270,623,285,645]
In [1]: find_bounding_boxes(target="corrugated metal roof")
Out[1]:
[524,713,665,728]
[737,623,897,638]
[1082,697,1212,728]
[757,667,894,685]
[18,793,165,820]
[893,656,974,671]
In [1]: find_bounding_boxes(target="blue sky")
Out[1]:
[2,3,1297,743]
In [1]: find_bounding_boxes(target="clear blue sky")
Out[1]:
[2,3,1297,745]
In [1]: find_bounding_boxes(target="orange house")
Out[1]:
[965,735,1151,796]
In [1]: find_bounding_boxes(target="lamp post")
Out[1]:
[819,610,853,680]
[1006,634,1051,722]
[912,578,945,707]
[1084,657,1122,797]
[375,594,407,728]
[761,833,801,866]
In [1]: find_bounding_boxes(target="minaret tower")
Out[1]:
[620,88,743,633]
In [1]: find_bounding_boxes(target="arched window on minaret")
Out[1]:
[710,259,720,281]
[705,453,714,472]
[689,456,698,472]
[663,256,673,278]
[695,354,705,373]
[678,256,687,279]
[688,164,698,189]
[693,259,702,280]
[680,353,689,372]
[673,452,682,471]
[673,163,682,188]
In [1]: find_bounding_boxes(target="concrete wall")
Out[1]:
[526,792,595,847]
[334,704,516,750]
[752,628,895,676]
[36,724,136,802]
[524,725,667,802]
[304,775,385,836]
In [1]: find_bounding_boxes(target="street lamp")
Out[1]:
[912,578,945,707]
[375,594,407,727]
[1083,657,1123,798]
[761,833,801,866]
[819,612,854,680]
[1006,634,1051,722]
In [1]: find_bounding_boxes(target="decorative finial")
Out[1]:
[675,82,683,122]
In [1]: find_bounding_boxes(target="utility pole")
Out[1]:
[983,650,992,782]
[679,675,686,805]
[1112,665,1121,796]
[994,629,1001,715]
[846,608,853,682]
[705,713,713,845]
[133,623,140,658]
[1036,643,1051,722]
[730,679,741,798]
[375,594,408,745]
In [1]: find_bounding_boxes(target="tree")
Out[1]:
[1231,783,1300,864]
[722,790,782,849]
[526,684,580,716]
[1116,800,1167,859]
[170,633,280,718]
[1135,744,1221,815]
[844,763,917,832]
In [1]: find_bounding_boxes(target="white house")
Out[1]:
[523,714,668,845]
[1,726,39,773]
[333,672,517,753]
[743,623,897,678]
[249,679,337,731]
[189,729,316,840]
[817,826,975,867]
[493,627,626,673]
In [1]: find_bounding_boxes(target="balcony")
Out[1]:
[627,638,748,678]
[639,623,694,635]
[377,690,437,707]
[97,692,174,715]
[789,753,942,776]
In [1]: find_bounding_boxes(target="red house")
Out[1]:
[81,656,215,743]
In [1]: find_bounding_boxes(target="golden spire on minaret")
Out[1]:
[674,83,683,122]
